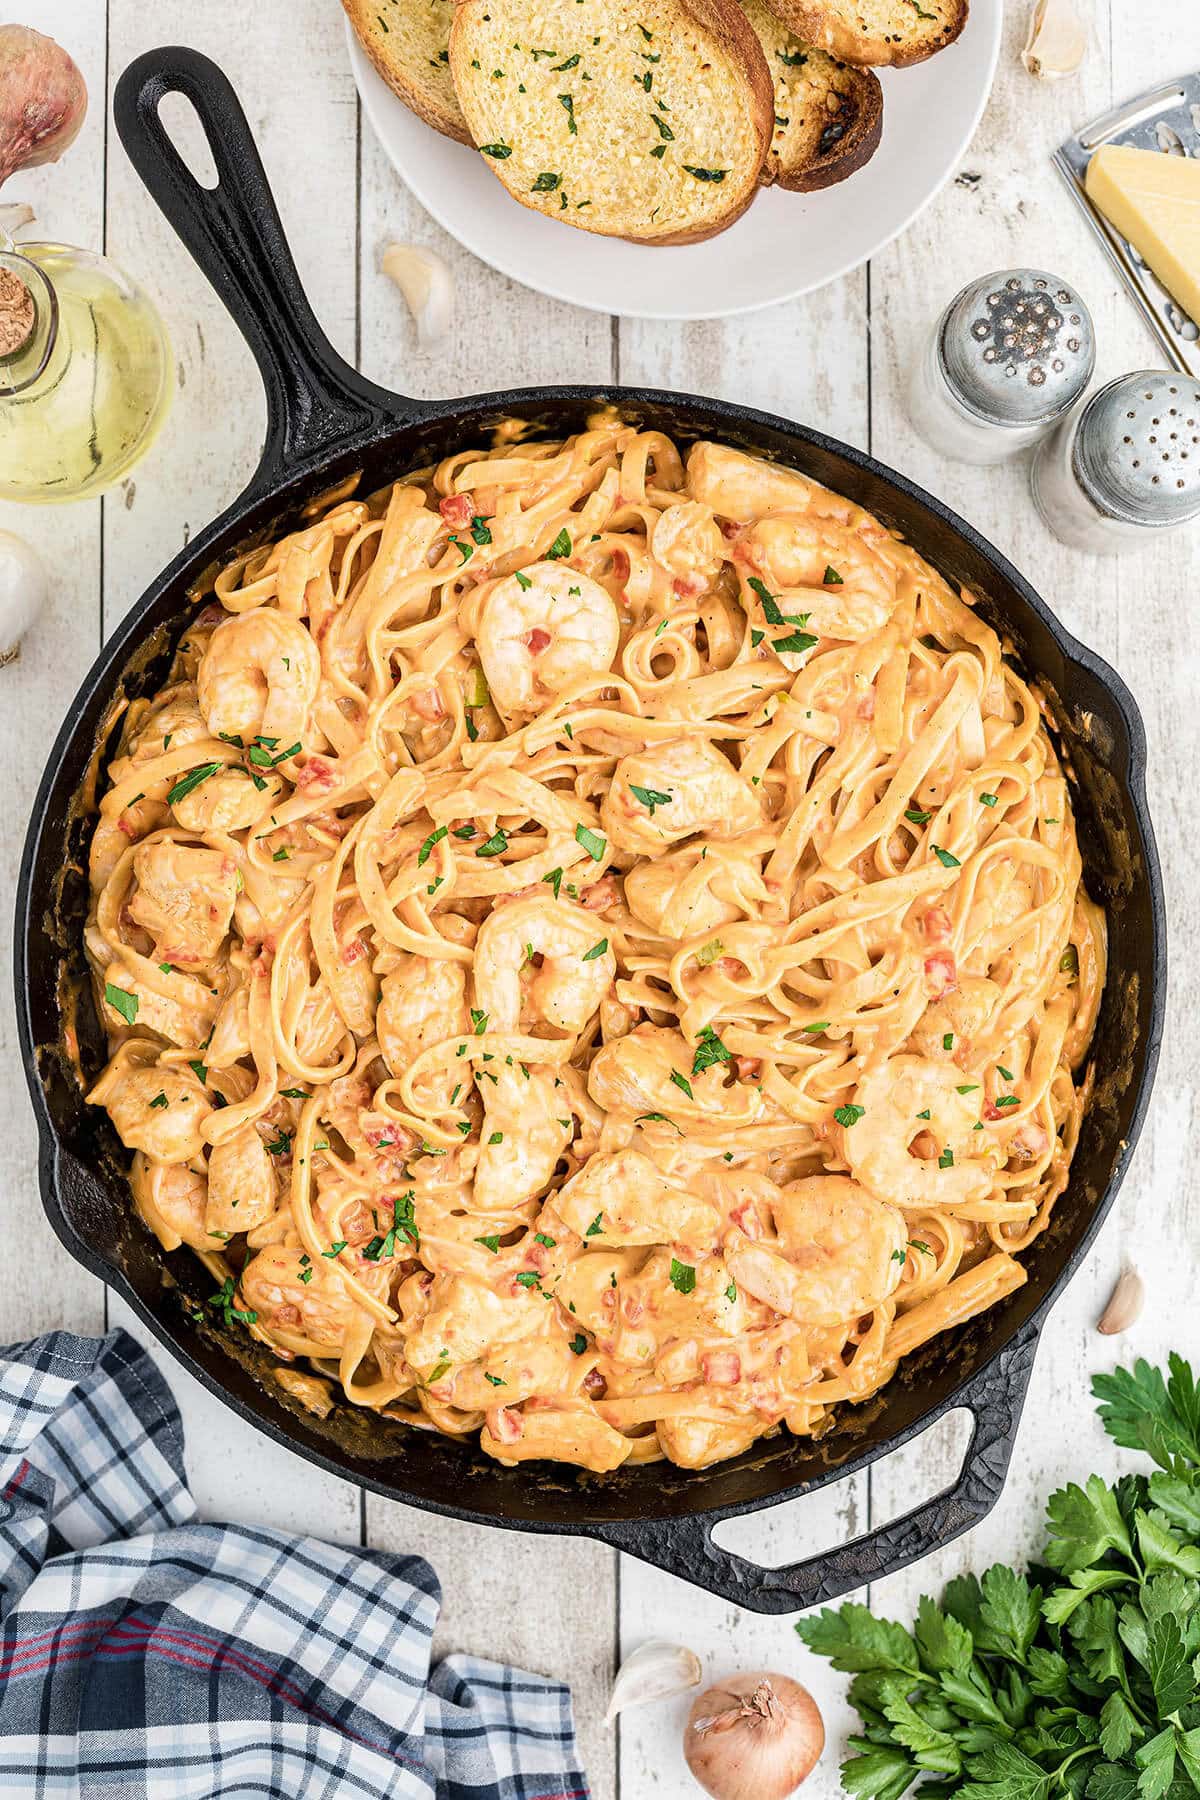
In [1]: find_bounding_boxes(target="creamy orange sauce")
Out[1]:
[84,421,1104,1473]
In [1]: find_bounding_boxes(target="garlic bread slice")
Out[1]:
[449,0,774,244]
[766,0,968,68]
[742,0,882,191]
[344,0,469,144]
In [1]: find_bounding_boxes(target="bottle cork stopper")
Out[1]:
[0,266,35,357]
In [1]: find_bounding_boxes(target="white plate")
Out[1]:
[347,3,1001,322]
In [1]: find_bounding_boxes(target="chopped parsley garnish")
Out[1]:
[773,629,818,656]
[683,166,727,182]
[479,142,512,158]
[546,528,572,560]
[629,783,673,815]
[980,792,998,807]
[651,112,674,140]
[956,1083,979,1095]
[998,1065,1014,1082]
[697,939,723,966]
[569,1333,588,1355]
[535,1232,556,1248]
[669,1069,694,1100]
[532,171,562,191]
[938,1145,955,1169]
[428,1359,452,1383]
[475,828,509,857]
[691,1025,731,1078]
[1060,945,1079,976]
[933,845,961,868]
[585,1212,603,1237]
[582,938,608,961]
[189,1060,209,1085]
[834,1103,865,1128]
[823,564,844,585]
[264,1128,292,1157]
[149,1092,168,1110]
[167,762,221,805]
[559,94,577,133]
[995,1095,1020,1109]
[725,1281,737,1302]
[905,807,932,825]
[634,1112,680,1131]
[487,1131,504,1146]
[322,1241,347,1258]
[104,983,139,1026]
[484,1372,506,1386]
[514,570,532,590]
[910,1240,932,1256]
[575,823,606,862]
[207,1277,257,1327]
[803,1021,829,1035]
[418,825,448,866]
[471,1008,488,1035]
[475,1235,500,1254]
[669,1258,697,1295]
[515,1272,541,1289]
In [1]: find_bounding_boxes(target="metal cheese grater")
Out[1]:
[1031,370,1200,552]
[907,269,1096,465]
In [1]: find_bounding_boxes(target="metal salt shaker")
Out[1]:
[907,269,1096,466]
[1031,370,1200,553]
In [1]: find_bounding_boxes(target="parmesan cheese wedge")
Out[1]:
[1085,144,1200,325]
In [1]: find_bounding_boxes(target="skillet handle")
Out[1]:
[113,47,409,495]
[599,1321,1040,1616]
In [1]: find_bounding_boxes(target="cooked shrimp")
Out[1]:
[843,1055,993,1208]
[554,1149,717,1248]
[377,954,470,1104]
[129,1153,210,1252]
[473,892,615,1036]
[587,1024,761,1125]
[601,737,763,855]
[128,842,239,965]
[910,976,1001,1061]
[474,562,619,716]
[197,609,320,750]
[474,1064,572,1213]
[205,1125,276,1238]
[728,1175,905,1325]
[687,442,830,522]
[171,767,283,833]
[127,692,209,765]
[650,502,724,589]
[741,515,898,643]
[624,841,768,939]
[238,1244,360,1351]
[94,1063,213,1163]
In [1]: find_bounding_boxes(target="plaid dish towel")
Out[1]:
[0,1329,589,1800]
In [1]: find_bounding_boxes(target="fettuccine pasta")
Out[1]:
[83,417,1104,1474]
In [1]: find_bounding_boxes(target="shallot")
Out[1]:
[0,529,47,666]
[0,26,88,187]
[684,1672,825,1800]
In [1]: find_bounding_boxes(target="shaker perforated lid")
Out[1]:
[939,269,1095,427]
[1072,371,1200,527]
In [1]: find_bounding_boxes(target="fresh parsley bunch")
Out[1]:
[797,1356,1200,1800]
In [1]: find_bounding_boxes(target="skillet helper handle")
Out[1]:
[113,47,402,488]
[603,1322,1040,1616]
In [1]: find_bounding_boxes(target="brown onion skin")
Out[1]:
[0,26,88,187]
[684,1672,825,1800]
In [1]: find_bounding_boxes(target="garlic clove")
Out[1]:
[380,242,454,350]
[604,1639,702,1726]
[0,529,47,666]
[0,201,34,235]
[1098,1264,1145,1336]
[1021,0,1087,81]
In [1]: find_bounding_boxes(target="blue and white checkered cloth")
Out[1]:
[0,1329,590,1799]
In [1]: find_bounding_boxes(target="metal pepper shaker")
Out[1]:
[1031,370,1200,553]
[907,269,1096,465]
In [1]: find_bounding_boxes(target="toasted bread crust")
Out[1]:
[449,0,775,246]
[742,0,882,192]
[767,0,968,67]
[344,0,471,145]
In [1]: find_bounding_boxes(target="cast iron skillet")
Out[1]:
[15,48,1166,1615]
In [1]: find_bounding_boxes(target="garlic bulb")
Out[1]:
[1021,0,1086,81]
[604,1640,702,1725]
[0,530,47,665]
[1098,1264,1145,1336]
[380,242,454,349]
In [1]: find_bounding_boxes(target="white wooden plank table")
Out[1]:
[1,4,1196,1796]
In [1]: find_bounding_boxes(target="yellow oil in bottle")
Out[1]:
[0,242,173,503]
